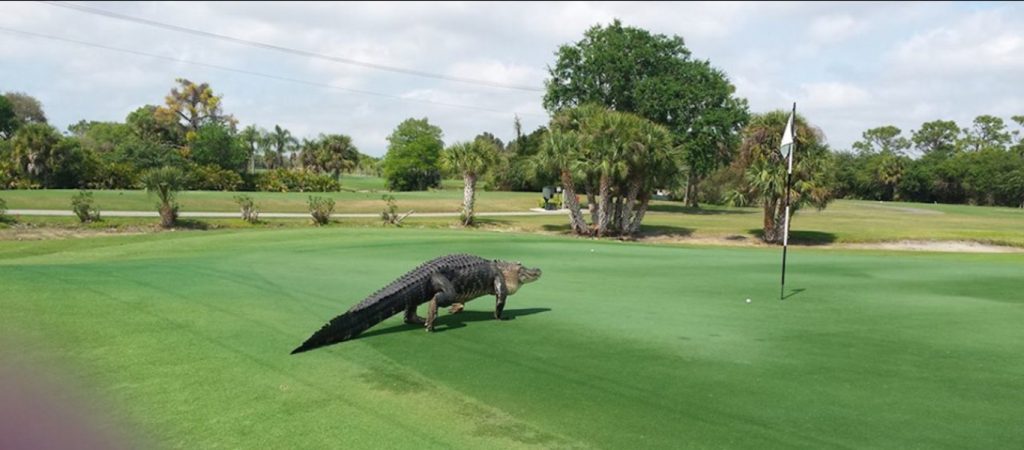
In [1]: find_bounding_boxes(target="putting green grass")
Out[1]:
[2,228,1022,449]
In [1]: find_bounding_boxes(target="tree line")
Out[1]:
[0,79,376,193]
[3,19,1021,241]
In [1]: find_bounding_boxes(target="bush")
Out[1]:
[308,196,335,225]
[141,166,187,228]
[70,190,101,223]
[189,164,243,191]
[92,162,139,189]
[234,194,260,224]
[538,193,563,210]
[256,169,340,192]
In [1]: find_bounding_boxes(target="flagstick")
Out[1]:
[781,103,796,300]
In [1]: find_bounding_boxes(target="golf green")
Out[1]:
[2,229,1022,448]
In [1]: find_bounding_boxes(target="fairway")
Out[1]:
[2,229,1023,449]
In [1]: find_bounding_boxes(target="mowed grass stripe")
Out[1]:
[1,228,1022,448]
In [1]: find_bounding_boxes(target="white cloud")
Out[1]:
[800,82,871,110]
[889,10,1024,76]
[2,1,1022,154]
[808,14,865,44]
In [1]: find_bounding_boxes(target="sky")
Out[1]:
[1,1,1022,157]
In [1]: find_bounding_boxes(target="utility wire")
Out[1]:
[0,26,545,118]
[37,0,546,93]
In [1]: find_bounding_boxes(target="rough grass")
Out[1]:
[3,190,1023,246]
[0,188,536,214]
[2,228,1022,449]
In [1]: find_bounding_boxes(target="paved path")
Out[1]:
[8,209,571,218]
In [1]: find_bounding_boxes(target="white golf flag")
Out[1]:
[780,112,794,174]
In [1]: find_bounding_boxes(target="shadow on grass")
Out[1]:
[540,223,697,240]
[471,217,516,227]
[636,225,695,238]
[646,204,751,215]
[358,307,552,339]
[782,288,806,300]
[173,219,213,230]
[747,229,837,245]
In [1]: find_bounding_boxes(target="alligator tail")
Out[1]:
[290,293,408,354]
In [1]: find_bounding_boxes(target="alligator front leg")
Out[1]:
[493,274,508,320]
[426,273,456,332]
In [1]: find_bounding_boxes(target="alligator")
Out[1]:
[291,254,542,354]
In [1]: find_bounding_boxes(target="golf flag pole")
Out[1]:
[780,103,796,300]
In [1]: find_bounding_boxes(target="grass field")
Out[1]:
[0,187,535,214]
[3,187,1024,246]
[2,228,1023,448]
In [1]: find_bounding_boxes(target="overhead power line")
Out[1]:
[0,26,545,118]
[37,0,546,93]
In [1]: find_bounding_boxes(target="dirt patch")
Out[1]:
[639,234,773,247]
[0,225,152,241]
[640,234,1023,253]
[839,240,1024,253]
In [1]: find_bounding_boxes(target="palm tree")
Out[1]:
[141,166,188,228]
[877,152,905,201]
[314,134,360,179]
[729,111,833,243]
[442,138,498,226]
[536,130,589,235]
[239,125,262,174]
[265,125,297,169]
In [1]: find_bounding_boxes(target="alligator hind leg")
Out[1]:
[403,303,425,325]
[425,273,456,332]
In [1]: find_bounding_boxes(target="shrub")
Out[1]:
[308,196,335,225]
[141,166,187,228]
[255,169,340,192]
[538,193,563,210]
[189,164,243,191]
[234,194,260,224]
[70,190,101,223]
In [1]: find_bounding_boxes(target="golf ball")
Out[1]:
[746,298,751,303]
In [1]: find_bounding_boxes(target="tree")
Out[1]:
[265,125,297,169]
[542,105,676,237]
[492,126,551,192]
[155,79,235,139]
[0,96,18,139]
[536,129,588,234]
[544,19,748,207]
[127,105,182,148]
[728,111,834,244]
[190,123,246,171]
[239,125,265,174]
[301,134,360,178]
[911,120,960,156]
[960,115,1011,152]
[442,137,499,226]
[382,118,444,191]
[141,166,187,227]
[852,126,910,155]
[10,123,63,187]
[3,92,47,125]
